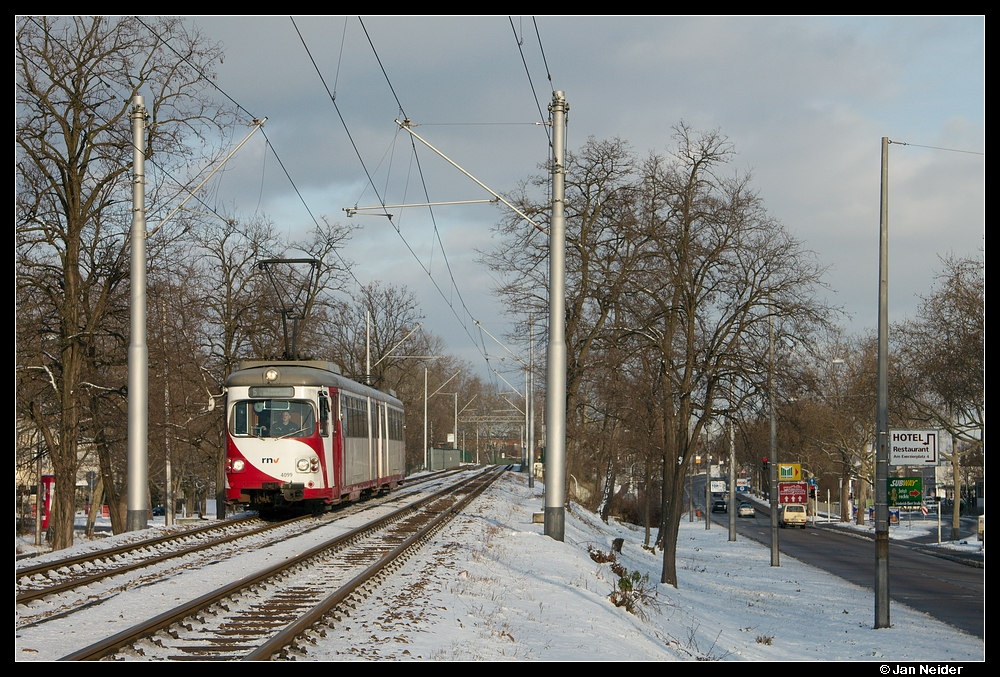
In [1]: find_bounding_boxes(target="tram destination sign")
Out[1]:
[888,429,940,465]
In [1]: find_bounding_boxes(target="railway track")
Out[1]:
[16,468,463,615]
[59,465,505,661]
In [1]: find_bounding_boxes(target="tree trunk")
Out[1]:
[643,457,653,547]
[598,455,615,523]
[48,453,77,550]
[840,458,851,522]
[660,458,687,587]
[855,478,869,526]
[950,454,962,540]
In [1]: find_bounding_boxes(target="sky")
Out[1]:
[15,470,985,661]
[177,16,984,379]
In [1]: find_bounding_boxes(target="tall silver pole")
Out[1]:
[160,298,173,527]
[523,376,529,466]
[423,367,428,471]
[453,393,458,450]
[366,310,371,384]
[126,96,149,532]
[528,314,535,488]
[545,91,568,541]
[875,136,891,628]
[705,449,711,530]
[729,385,737,541]
[769,302,779,566]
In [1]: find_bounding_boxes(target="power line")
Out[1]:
[888,140,984,156]
[532,17,555,95]
[321,18,502,376]
[509,16,550,142]
[19,17,246,247]
[358,17,406,118]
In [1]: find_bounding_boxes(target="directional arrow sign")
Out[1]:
[778,482,808,504]
[888,477,923,507]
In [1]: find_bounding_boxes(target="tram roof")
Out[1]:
[226,360,401,405]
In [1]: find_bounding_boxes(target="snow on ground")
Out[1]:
[303,471,983,661]
[822,512,984,555]
[16,470,984,662]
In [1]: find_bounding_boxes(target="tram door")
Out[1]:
[319,391,337,491]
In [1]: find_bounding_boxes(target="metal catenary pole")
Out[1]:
[126,95,149,532]
[544,91,568,541]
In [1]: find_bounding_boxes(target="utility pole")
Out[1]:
[126,95,149,532]
[769,302,779,566]
[705,451,712,530]
[160,298,174,527]
[875,136,891,628]
[424,368,428,470]
[729,387,737,541]
[528,314,535,489]
[545,91,568,541]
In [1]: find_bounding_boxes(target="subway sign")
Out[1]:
[888,477,923,507]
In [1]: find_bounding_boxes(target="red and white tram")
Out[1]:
[225,360,405,512]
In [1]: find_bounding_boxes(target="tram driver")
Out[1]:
[270,410,299,437]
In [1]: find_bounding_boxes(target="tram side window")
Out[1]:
[343,395,369,438]
[388,408,404,441]
[319,394,330,437]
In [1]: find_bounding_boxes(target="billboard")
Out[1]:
[778,481,808,504]
[889,429,939,465]
[888,477,923,507]
[778,463,801,481]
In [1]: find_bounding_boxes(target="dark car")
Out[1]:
[711,499,728,513]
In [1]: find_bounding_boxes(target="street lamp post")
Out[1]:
[425,370,459,471]
[365,353,441,473]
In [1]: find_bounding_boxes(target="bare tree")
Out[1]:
[484,127,831,586]
[16,16,229,549]
[618,125,832,586]
[322,281,424,386]
[195,217,279,377]
[482,137,643,494]
[894,254,984,537]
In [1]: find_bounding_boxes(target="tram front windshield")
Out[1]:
[230,400,316,438]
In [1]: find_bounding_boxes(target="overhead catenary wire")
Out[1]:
[293,16,518,381]
[290,16,490,367]
[290,16,392,223]
[19,16,267,258]
[140,17,359,280]
[532,17,555,95]
[509,16,550,142]
[158,17,543,385]
[887,140,984,156]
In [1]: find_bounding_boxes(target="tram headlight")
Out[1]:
[296,458,312,472]
[231,459,245,473]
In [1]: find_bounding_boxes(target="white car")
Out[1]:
[780,504,807,528]
[737,502,755,518]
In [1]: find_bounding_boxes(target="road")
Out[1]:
[689,478,983,638]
